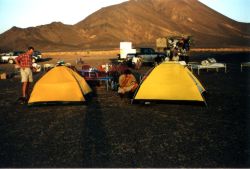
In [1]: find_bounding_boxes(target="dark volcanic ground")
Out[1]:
[0,52,249,167]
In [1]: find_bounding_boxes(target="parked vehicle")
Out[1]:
[0,51,25,64]
[127,48,166,64]
[0,50,42,64]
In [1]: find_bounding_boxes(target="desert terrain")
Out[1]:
[1,0,250,52]
[0,51,249,167]
[0,0,249,167]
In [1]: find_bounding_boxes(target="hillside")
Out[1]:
[0,0,249,52]
[0,22,90,52]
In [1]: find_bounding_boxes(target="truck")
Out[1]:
[118,42,166,66]
[0,51,25,64]
[126,48,166,64]
[0,50,42,64]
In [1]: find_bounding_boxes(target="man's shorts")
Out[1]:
[20,68,33,82]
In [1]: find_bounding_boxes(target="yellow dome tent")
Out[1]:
[133,62,206,104]
[28,66,92,105]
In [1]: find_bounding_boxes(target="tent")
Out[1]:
[28,66,92,104]
[133,62,206,103]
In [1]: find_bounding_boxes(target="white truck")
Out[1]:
[0,51,24,64]
[0,51,42,64]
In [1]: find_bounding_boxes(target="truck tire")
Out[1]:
[8,59,14,64]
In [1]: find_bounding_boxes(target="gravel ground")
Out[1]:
[0,52,249,167]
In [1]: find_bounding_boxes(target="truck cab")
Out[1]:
[136,48,166,64]
[118,42,165,66]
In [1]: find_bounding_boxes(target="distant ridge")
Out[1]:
[0,0,249,52]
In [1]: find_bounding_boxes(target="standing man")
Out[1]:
[15,46,34,103]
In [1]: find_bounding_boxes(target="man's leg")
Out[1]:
[22,82,28,98]
[26,82,30,98]
[25,68,33,99]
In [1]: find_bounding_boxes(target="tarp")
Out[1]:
[133,62,206,103]
[28,66,92,104]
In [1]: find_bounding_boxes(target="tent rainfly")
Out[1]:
[28,66,92,105]
[133,62,206,104]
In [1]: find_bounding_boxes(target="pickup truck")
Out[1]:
[127,48,166,64]
[0,50,42,64]
[0,51,25,64]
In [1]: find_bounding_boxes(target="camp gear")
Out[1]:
[192,59,227,75]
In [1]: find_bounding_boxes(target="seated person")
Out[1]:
[118,69,138,97]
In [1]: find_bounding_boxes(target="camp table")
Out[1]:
[78,70,113,91]
[240,62,250,72]
[187,62,199,71]
[189,63,227,75]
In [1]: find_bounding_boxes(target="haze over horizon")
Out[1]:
[0,0,249,34]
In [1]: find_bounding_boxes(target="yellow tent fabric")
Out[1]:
[134,62,206,102]
[28,66,92,104]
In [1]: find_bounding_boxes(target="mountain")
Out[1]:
[0,0,249,52]
[0,22,89,52]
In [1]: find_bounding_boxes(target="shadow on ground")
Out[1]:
[0,52,249,167]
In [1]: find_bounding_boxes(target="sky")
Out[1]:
[199,0,250,22]
[0,0,249,34]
